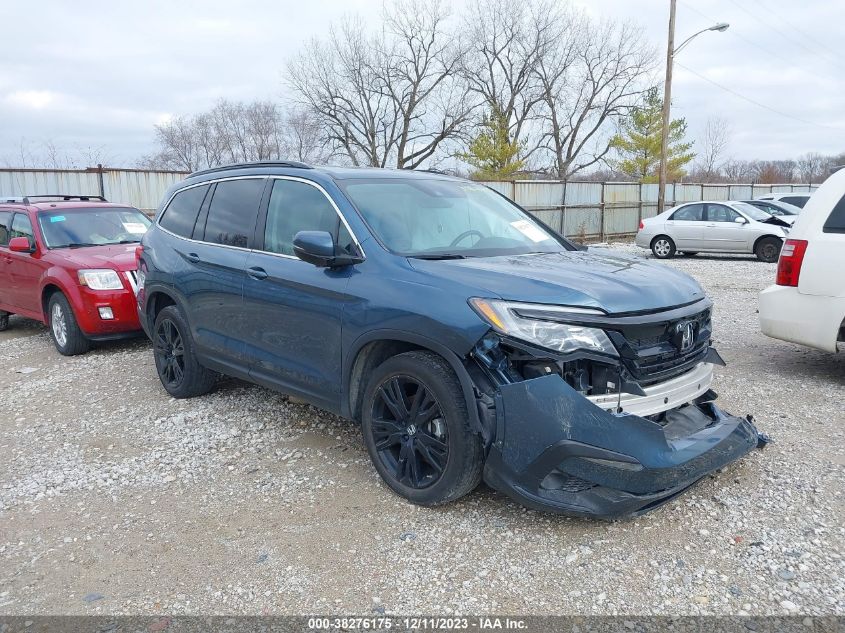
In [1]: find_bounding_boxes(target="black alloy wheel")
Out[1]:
[370,375,449,489]
[154,318,185,389]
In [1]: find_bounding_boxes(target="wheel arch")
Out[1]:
[752,233,783,253]
[344,330,482,436]
[650,234,674,248]
[145,288,178,327]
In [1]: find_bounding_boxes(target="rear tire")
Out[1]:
[47,293,90,356]
[152,305,216,398]
[361,351,483,506]
[651,236,676,259]
[755,236,782,263]
[0,311,10,331]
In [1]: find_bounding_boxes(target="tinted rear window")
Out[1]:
[823,193,845,234]
[782,196,808,208]
[0,211,10,246]
[203,178,265,248]
[670,204,704,221]
[160,185,209,238]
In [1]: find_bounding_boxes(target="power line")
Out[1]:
[674,61,842,131]
[725,0,845,73]
[678,0,837,84]
[746,0,843,65]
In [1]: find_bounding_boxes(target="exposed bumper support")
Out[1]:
[483,373,760,519]
[587,362,713,417]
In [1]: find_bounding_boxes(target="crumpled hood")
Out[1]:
[408,248,706,314]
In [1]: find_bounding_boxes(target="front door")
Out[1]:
[242,177,360,409]
[702,204,749,252]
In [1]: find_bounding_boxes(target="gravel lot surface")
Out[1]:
[0,244,842,616]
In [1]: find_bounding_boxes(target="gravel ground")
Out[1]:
[0,244,842,616]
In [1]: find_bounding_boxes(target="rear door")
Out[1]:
[186,177,267,372]
[701,204,749,252]
[665,203,706,249]
[242,177,359,408]
[800,192,845,298]
[0,210,12,311]
[6,213,43,315]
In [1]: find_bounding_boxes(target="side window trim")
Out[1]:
[10,212,35,246]
[157,181,210,240]
[190,183,215,241]
[0,209,11,247]
[254,175,366,260]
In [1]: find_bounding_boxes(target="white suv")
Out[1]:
[759,171,845,352]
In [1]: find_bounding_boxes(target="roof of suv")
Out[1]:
[183,161,465,185]
[0,199,134,213]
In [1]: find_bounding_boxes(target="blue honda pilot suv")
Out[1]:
[137,161,763,518]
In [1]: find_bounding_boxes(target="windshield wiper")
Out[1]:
[63,242,101,249]
[409,253,468,260]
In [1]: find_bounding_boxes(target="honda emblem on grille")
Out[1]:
[674,320,695,352]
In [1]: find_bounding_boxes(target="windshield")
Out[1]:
[733,202,773,222]
[340,178,569,257]
[767,202,800,216]
[38,207,151,248]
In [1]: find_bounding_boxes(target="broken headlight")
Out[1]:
[469,298,618,356]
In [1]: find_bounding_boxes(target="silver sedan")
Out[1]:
[635,200,791,262]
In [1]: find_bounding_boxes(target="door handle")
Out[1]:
[185,252,200,263]
[247,266,268,281]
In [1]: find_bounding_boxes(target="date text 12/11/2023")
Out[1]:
[307,617,528,630]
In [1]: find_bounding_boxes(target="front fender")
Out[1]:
[343,328,484,437]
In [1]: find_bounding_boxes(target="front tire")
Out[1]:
[48,294,90,355]
[153,305,216,398]
[755,237,782,263]
[0,311,10,332]
[651,235,676,259]
[361,351,483,506]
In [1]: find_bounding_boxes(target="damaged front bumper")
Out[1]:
[482,374,760,518]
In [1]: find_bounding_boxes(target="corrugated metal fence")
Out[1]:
[0,168,820,237]
[482,181,819,241]
[0,167,189,214]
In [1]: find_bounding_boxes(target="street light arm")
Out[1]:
[673,22,730,56]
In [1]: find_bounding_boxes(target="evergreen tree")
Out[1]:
[458,107,525,180]
[610,87,695,182]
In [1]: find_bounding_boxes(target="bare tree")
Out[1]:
[278,108,334,163]
[753,160,796,184]
[536,18,655,178]
[461,0,555,162]
[695,117,731,181]
[287,0,472,168]
[796,152,829,183]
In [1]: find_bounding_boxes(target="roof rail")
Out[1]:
[189,161,313,178]
[14,195,108,205]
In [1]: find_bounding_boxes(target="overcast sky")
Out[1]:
[0,0,842,167]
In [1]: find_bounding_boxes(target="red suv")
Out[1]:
[0,195,151,354]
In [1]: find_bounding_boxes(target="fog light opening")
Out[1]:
[98,306,114,320]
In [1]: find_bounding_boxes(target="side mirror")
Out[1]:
[8,236,35,253]
[734,217,748,225]
[293,230,363,268]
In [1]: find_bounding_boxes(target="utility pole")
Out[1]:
[657,0,676,215]
[656,3,728,214]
